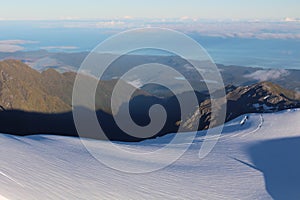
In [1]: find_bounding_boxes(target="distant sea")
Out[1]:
[0,21,299,69]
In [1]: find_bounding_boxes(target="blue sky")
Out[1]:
[1,0,300,20]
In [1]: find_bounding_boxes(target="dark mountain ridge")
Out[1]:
[182,82,300,131]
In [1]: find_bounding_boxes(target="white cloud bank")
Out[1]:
[0,44,24,53]
[244,69,290,82]
[284,17,300,22]
[40,46,79,51]
[0,40,38,53]
[39,18,300,40]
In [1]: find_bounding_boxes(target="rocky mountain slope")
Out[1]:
[0,60,70,113]
[0,59,148,114]
[182,82,300,131]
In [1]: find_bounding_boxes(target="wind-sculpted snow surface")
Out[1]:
[1,109,300,199]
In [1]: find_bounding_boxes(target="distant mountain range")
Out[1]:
[0,58,299,141]
[0,50,299,93]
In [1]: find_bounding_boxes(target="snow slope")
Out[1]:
[1,109,300,200]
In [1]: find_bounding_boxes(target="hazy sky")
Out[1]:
[0,0,299,20]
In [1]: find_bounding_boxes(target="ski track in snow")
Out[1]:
[0,171,24,188]
[1,109,300,200]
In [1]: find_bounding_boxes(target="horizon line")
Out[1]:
[0,17,299,22]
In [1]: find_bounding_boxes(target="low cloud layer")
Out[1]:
[244,69,290,82]
[39,19,300,40]
[41,46,79,51]
[0,40,38,53]
[0,44,24,53]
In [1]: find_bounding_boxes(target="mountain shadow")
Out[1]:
[240,137,300,199]
[0,105,181,142]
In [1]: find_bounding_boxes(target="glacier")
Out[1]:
[1,109,300,199]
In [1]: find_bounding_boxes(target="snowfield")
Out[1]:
[1,109,300,200]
